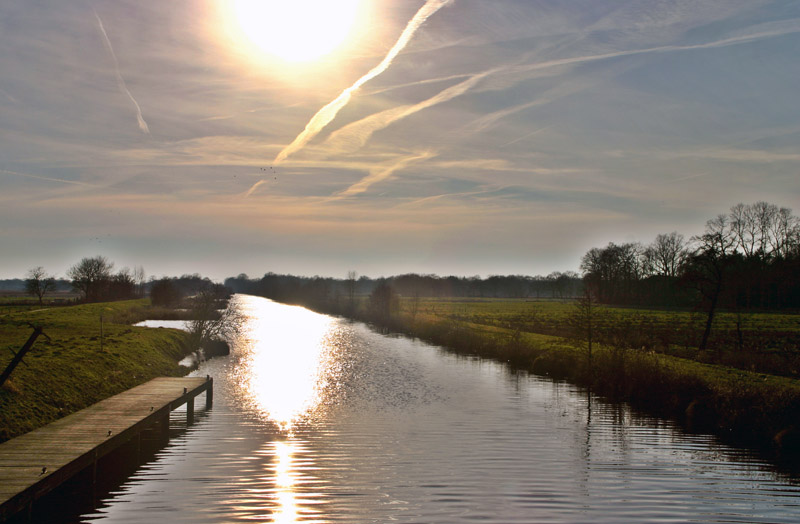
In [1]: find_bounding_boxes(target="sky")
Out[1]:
[1,0,799,281]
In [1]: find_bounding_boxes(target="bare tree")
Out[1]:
[25,266,56,305]
[728,202,799,260]
[67,256,114,302]
[683,216,737,355]
[644,232,687,277]
[346,270,357,311]
[730,203,759,258]
[133,265,146,297]
[409,291,421,321]
[186,287,241,355]
[702,214,736,256]
[568,287,599,378]
[580,242,643,303]
[150,277,182,307]
[368,279,398,322]
[770,207,800,257]
[107,268,136,300]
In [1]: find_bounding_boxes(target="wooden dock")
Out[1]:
[0,376,212,522]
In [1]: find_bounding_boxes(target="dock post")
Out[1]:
[0,377,211,521]
[91,450,98,504]
[186,396,194,426]
[206,375,213,409]
[161,411,170,442]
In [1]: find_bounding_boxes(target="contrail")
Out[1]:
[243,179,267,198]
[499,127,549,148]
[94,11,150,134]
[337,150,436,197]
[0,169,97,187]
[274,0,453,164]
[324,70,490,155]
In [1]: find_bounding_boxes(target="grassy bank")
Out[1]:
[0,300,191,442]
[406,298,800,375]
[303,296,800,460]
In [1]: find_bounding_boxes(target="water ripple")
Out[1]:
[87,296,800,523]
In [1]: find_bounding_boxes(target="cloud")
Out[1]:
[324,70,491,155]
[0,168,97,187]
[94,11,150,134]
[274,0,454,163]
[243,179,267,198]
[511,17,800,76]
[302,14,800,161]
[336,150,438,197]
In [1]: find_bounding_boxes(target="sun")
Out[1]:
[231,0,362,62]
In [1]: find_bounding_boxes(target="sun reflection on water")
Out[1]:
[229,295,347,522]
[233,295,337,430]
[272,441,299,523]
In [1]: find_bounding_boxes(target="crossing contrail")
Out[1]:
[94,11,150,134]
[274,0,453,164]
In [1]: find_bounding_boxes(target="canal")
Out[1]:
[82,294,800,522]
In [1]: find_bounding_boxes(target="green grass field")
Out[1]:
[0,292,81,317]
[0,299,191,441]
[398,297,800,375]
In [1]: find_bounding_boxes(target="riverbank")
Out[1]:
[285,296,800,462]
[0,300,192,442]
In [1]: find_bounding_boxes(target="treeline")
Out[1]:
[0,278,72,292]
[581,201,800,311]
[223,271,584,305]
[148,275,230,307]
[13,257,148,305]
[16,256,228,306]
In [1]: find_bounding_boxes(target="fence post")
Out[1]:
[0,326,43,388]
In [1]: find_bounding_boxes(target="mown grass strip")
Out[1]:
[0,300,191,442]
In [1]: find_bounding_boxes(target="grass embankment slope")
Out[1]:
[0,300,191,442]
[341,297,800,457]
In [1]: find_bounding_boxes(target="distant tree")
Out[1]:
[346,270,357,311]
[185,287,240,354]
[729,201,800,260]
[644,232,687,278]
[568,287,600,378]
[150,278,182,307]
[409,291,421,321]
[771,206,800,258]
[132,265,146,297]
[67,256,114,302]
[369,279,398,322]
[106,268,136,300]
[580,242,643,303]
[25,266,56,305]
[680,215,738,355]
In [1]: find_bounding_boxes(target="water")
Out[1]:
[85,295,800,522]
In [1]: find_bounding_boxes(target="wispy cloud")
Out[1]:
[507,17,800,78]
[0,88,19,105]
[274,0,453,163]
[243,179,267,198]
[336,150,437,198]
[94,11,150,135]
[0,168,97,187]
[300,16,800,161]
[324,70,491,155]
[498,128,550,148]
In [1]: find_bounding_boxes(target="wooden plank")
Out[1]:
[0,376,212,520]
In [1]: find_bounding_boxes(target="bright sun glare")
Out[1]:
[232,0,361,62]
